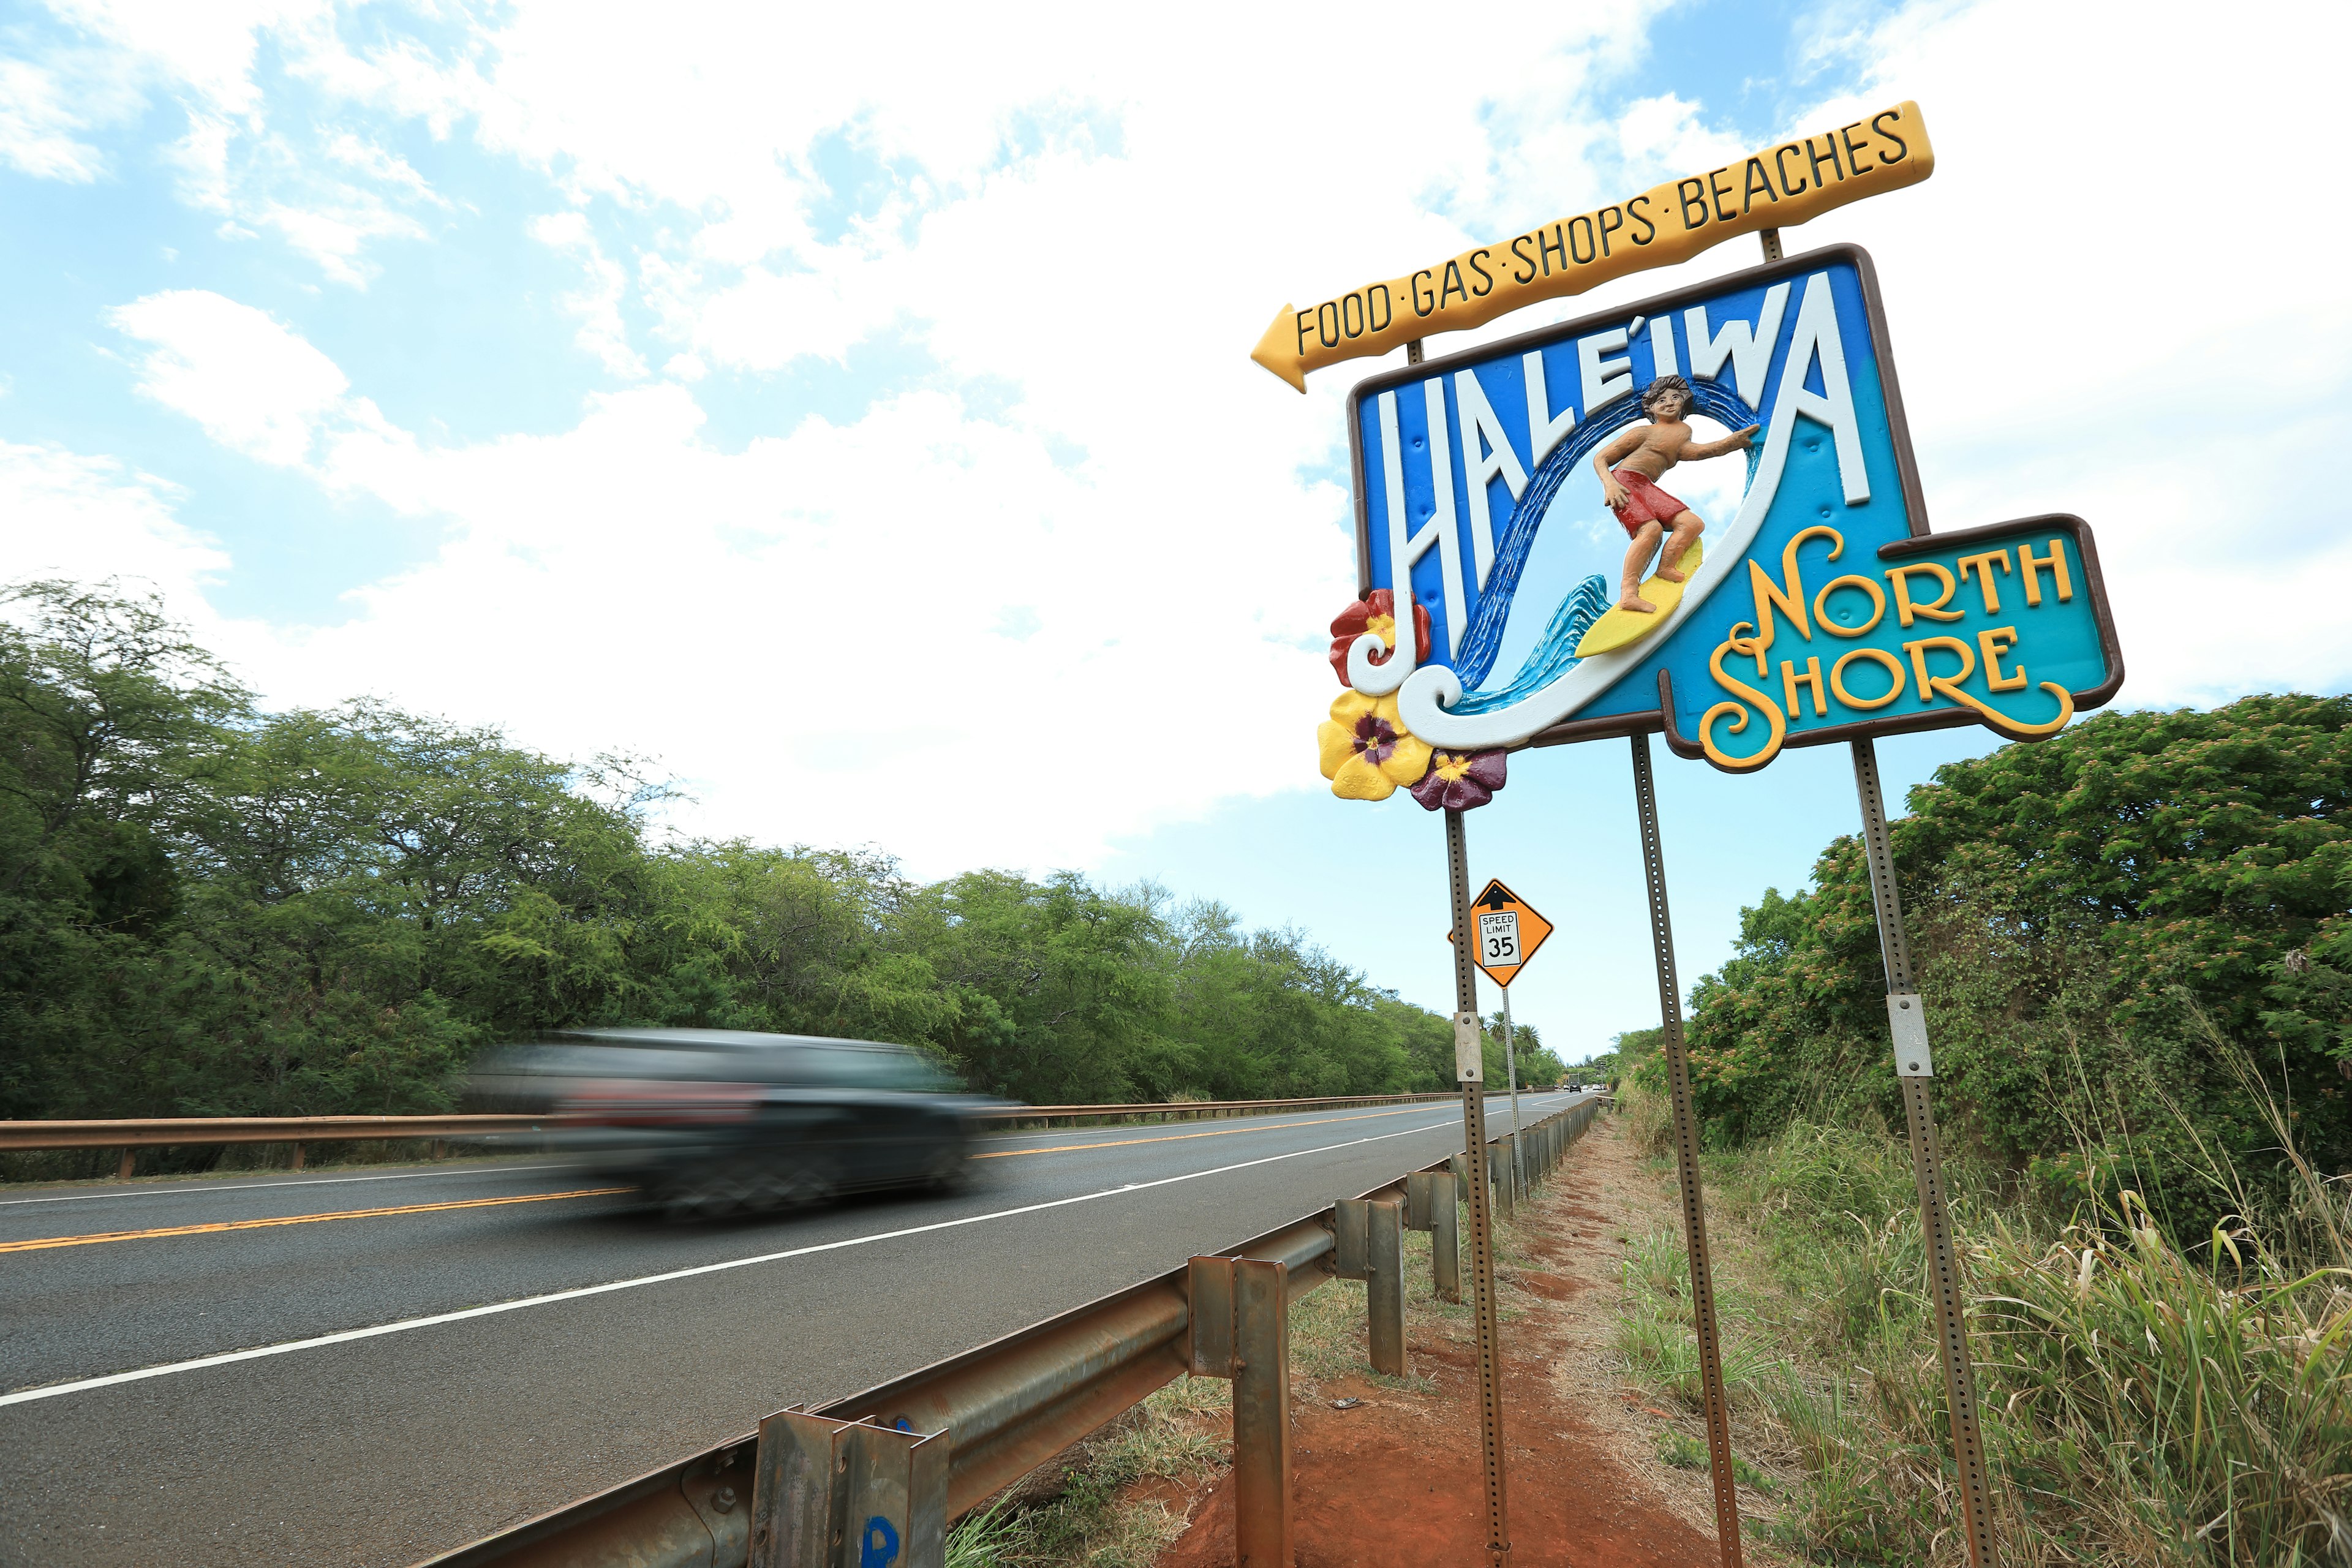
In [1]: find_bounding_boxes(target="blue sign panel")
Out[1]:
[1341,244,2119,771]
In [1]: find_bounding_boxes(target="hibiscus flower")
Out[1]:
[1316,689,1433,801]
[1410,748,1508,812]
[1328,589,1433,687]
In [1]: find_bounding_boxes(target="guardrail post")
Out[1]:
[1232,1258,1291,1567]
[1406,1169,1459,1303]
[1329,1198,1403,1376]
[1331,1197,1368,1280]
[1366,1199,1406,1378]
[290,1142,305,1172]
[748,1408,948,1568]
[117,1149,135,1181]
[1431,1169,1460,1303]
[1187,1256,1294,1567]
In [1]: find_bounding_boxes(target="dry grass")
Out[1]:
[1607,1085,2352,1567]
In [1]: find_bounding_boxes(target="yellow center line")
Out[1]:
[0,1186,633,1254]
[975,1101,1466,1159]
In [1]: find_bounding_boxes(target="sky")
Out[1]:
[2,0,2348,1063]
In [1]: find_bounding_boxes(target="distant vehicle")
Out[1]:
[469,1028,1013,1218]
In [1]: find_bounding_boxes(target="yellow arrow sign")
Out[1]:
[1251,100,1934,391]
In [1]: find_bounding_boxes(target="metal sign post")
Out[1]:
[1443,807,1510,1567]
[1629,733,1744,1567]
[1850,739,1994,1567]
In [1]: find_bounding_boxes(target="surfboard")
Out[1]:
[1574,539,1705,658]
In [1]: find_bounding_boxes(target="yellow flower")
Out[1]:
[1316,689,1433,801]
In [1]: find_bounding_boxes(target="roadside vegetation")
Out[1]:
[0,581,1559,1165]
[1609,695,2352,1565]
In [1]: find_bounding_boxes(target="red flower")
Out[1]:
[1411,748,1508,812]
[1328,589,1433,687]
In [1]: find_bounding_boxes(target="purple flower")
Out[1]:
[1411,748,1508,812]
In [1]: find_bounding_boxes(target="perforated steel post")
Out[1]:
[1629,734,1744,1567]
[1852,739,1994,1567]
[1444,807,1510,1566]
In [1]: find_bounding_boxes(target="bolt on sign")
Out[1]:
[1253,102,1931,391]
[1445,879,1553,988]
[1332,243,2120,773]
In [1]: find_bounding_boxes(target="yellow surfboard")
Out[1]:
[1574,540,1704,658]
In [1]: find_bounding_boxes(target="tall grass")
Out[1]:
[1615,1087,2352,1566]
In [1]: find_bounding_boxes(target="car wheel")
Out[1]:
[925,1145,977,1193]
[764,1154,837,1210]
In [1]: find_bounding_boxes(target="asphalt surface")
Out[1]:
[0,1090,1586,1567]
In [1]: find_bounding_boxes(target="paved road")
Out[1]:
[0,1090,1585,1567]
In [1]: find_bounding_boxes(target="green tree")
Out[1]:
[0,581,1477,1145]
[1678,695,2352,1216]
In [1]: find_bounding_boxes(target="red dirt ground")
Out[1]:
[1158,1119,1751,1567]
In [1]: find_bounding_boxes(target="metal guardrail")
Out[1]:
[0,1093,1460,1155]
[980,1091,1456,1128]
[421,1093,1605,1568]
[0,1093,1463,1179]
[0,1114,557,1153]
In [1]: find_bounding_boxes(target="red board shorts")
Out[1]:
[1609,469,1689,537]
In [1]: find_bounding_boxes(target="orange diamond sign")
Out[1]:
[1448,878,1553,989]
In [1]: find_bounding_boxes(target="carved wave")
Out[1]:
[1449,380,1760,696]
[1449,573,1612,715]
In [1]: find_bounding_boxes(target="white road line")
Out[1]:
[0,1164,575,1208]
[1,1105,1545,1408]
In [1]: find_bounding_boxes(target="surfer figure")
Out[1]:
[1593,374,1758,614]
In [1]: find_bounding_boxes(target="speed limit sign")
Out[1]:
[1449,879,1553,987]
[1479,908,1521,966]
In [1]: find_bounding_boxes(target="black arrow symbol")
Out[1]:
[1476,884,1515,911]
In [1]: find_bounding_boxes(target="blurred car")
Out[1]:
[469,1028,1014,1218]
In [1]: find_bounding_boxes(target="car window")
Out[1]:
[798,1046,952,1091]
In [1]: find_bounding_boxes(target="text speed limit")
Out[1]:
[1479,910,1520,964]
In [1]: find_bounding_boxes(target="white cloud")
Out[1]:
[0,50,141,179]
[10,1,440,283]
[110,290,351,466]
[65,281,1350,869]
[1773,0,2352,703]
[0,440,230,606]
[13,0,2352,878]
[530,211,649,379]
